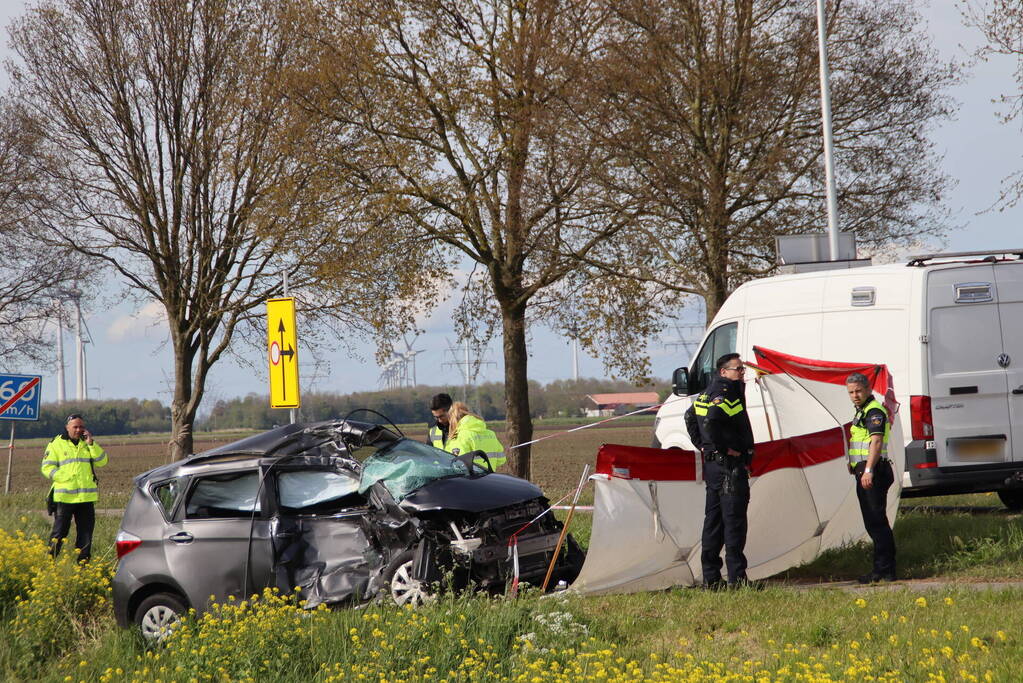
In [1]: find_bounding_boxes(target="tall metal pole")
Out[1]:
[4,423,14,495]
[55,310,66,404]
[816,0,841,261]
[572,338,579,382]
[82,336,88,401]
[75,297,85,400]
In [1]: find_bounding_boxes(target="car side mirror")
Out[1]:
[672,367,690,397]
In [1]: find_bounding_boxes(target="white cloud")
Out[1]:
[106,301,168,342]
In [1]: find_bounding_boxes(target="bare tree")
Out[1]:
[8,0,404,458]
[285,0,647,479]
[0,98,88,369]
[962,0,1023,207]
[587,0,957,321]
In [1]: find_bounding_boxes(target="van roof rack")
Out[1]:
[906,249,1023,267]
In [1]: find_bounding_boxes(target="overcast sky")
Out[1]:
[3,1,1021,406]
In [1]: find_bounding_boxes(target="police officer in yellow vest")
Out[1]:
[41,414,108,561]
[427,393,453,449]
[846,373,897,583]
[444,402,507,470]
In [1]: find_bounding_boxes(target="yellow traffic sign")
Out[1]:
[267,298,300,409]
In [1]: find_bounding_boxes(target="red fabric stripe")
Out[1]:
[752,346,900,418]
[596,426,847,481]
[749,426,847,477]
[753,346,891,391]
[595,443,698,481]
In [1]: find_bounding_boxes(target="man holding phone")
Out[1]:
[41,414,108,561]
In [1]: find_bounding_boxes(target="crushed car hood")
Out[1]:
[399,473,545,513]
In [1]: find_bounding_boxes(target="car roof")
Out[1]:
[194,422,309,460]
[133,419,401,484]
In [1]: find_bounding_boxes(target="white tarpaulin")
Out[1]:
[570,347,903,595]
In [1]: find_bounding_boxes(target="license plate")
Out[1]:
[948,438,1004,461]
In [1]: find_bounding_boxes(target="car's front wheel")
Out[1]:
[135,592,187,642]
[383,550,434,607]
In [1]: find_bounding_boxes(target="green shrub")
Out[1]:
[0,527,51,617]
[5,554,112,676]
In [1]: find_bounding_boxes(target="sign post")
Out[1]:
[0,374,43,494]
[266,298,300,416]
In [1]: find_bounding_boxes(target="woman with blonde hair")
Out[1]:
[444,402,506,470]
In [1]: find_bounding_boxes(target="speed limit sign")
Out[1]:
[0,374,42,421]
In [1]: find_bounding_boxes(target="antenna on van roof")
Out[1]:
[906,249,1023,267]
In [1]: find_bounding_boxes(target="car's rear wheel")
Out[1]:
[135,592,187,642]
[998,489,1023,512]
[383,550,434,607]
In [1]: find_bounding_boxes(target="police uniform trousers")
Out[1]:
[701,457,750,583]
[50,501,96,562]
[853,459,896,576]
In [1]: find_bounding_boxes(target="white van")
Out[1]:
[652,249,1023,510]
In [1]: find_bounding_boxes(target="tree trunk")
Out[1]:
[169,338,196,461]
[704,279,729,324]
[500,299,533,480]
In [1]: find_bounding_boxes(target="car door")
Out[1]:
[272,466,380,605]
[927,265,1011,467]
[163,468,275,610]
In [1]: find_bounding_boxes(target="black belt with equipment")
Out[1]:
[703,450,726,463]
[848,457,892,475]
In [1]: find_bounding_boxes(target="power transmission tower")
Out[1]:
[442,337,495,402]
[664,323,705,358]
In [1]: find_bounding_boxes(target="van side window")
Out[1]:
[185,470,262,519]
[690,322,738,393]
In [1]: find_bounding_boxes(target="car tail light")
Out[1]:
[910,395,933,441]
[116,530,142,559]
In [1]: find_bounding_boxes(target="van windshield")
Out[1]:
[690,322,737,393]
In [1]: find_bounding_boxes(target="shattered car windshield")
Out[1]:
[358,439,469,502]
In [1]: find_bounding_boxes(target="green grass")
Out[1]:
[17,579,1023,682]
[779,493,1023,582]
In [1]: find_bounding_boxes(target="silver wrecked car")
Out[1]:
[112,418,583,640]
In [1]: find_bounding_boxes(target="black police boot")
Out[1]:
[857,572,897,585]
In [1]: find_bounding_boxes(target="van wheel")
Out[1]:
[997,489,1023,512]
[135,592,187,642]
[383,550,434,607]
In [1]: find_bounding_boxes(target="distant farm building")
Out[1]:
[584,392,660,418]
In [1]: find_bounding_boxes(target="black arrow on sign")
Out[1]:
[277,319,292,401]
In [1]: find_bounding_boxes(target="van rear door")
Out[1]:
[993,263,1023,463]
[927,266,1011,467]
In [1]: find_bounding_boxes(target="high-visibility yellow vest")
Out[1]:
[41,435,108,503]
[429,425,446,449]
[444,415,506,469]
[849,397,889,464]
